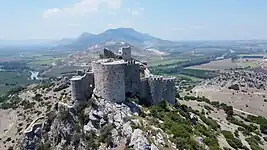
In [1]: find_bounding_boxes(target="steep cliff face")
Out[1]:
[21,95,176,150]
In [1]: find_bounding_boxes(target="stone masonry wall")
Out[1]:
[92,60,127,103]
[119,46,131,61]
[148,76,164,104]
[162,77,176,105]
[70,72,94,103]
[140,76,176,105]
[124,62,140,97]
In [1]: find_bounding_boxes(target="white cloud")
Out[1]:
[107,23,113,27]
[43,0,122,18]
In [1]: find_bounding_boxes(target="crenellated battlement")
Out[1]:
[162,76,176,82]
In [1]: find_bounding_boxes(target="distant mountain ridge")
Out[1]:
[61,28,175,50]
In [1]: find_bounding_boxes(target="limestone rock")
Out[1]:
[129,129,150,150]
[150,143,159,150]
[122,121,133,138]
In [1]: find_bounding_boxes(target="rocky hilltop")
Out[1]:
[2,51,267,149]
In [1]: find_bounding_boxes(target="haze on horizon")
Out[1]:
[0,0,267,41]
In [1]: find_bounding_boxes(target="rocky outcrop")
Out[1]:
[129,129,150,150]
[21,96,163,150]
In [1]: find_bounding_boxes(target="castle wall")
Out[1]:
[92,60,127,103]
[124,62,140,97]
[140,76,176,105]
[70,76,84,101]
[70,72,94,103]
[148,76,164,104]
[162,77,176,105]
[82,72,94,98]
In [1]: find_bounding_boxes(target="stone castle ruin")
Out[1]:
[70,46,176,105]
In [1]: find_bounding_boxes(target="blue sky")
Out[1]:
[0,0,267,41]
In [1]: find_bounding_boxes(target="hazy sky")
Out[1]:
[0,0,267,41]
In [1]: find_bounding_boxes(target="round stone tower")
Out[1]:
[70,76,84,102]
[92,59,127,103]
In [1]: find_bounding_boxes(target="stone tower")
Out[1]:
[92,59,127,103]
[119,46,131,61]
[70,72,94,104]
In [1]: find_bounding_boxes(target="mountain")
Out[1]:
[62,28,175,50]
[64,41,166,65]
[87,41,167,59]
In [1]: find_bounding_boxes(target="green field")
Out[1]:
[29,57,63,65]
[238,53,267,56]
[174,74,203,82]
[148,58,188,66]
[0,71,38,94]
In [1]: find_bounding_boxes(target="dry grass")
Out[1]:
[193,86,267,118]
[187,59,237,71]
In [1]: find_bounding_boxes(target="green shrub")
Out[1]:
[200,115,220,130]
[183,95,197,101]
[99,124,114,145]
[245,137,263,150]
[204,105,213,111]
[20,100,35,110]
[33,93,43,102]
[247,115,267,133]
[234,130,239,138]
[221,130,243,149]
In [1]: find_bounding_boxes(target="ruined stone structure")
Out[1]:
[70,72,94,103]
[103,48,116,59]
[124,62,140,97]
[140,76,176,105]
[118,46,132,61]
[92,59,127,103]
[70,47,176,105]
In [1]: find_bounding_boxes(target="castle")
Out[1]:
[70,47,176,105]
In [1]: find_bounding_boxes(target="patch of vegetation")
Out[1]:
[0,95,21,109]
[247,115,267,134]
[149,101,220,149]
[228,84,239,90]
[173,74,202,82]
[33,93,43,102]
[245,136,263,150]
[0,71,37,95]
[180,69,218,79]
[21,100,36,110]
[148,58,188,67]
[126,97,139,104]
[99,124,114,146]
[199,115,220,130]
[194,124,219,149]
[84,131,100,149]
[234,130,239,138]
[183,96,234,117]
[34,82,54,90]
[227,116,258,135]
[221,130,243,149]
